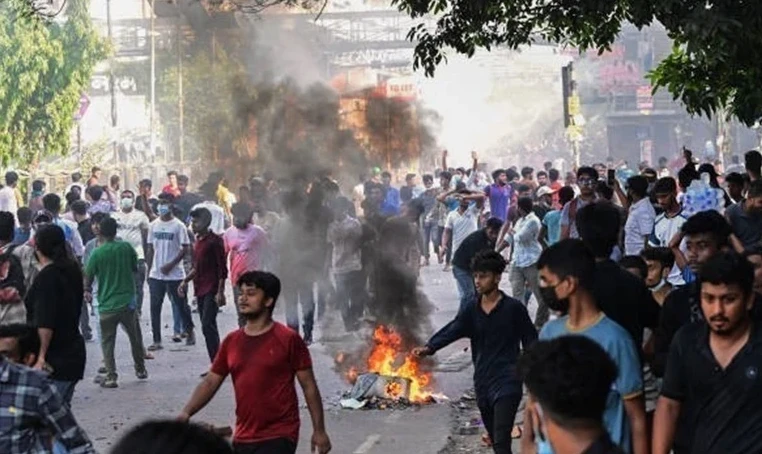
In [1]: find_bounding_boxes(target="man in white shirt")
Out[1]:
[112,190,151,315]
[65,172,86,200]
[649,177,687,286]
[441,190,485,307]
[145,194,195,351]
[624,175,656,256]
[0,171,19,219]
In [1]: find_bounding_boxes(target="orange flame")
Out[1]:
[365,325,432,402]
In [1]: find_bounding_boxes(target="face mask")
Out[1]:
[157,205,170,217]
[650,278,667,292]
[120,198,134,209]
[539,284,569,313]
[534,404,554,454]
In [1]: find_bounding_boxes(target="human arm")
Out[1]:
[178,371,226,421]
[436,189,457,203]
[40,381,96,453]
[214,238,227,305]
[415,310,470,356]
[624,396,649,454]
[178,269,196,298]
[559,202,571,240]
[613,177,630,210]
[440,227,452,257]
[35,328,53,370]
[516,303,538,348]
[160,244,187,276]
[729,233,745,254]
[668,231,687,271]
[616,333,649,454]
[652,330,686,454]
[297,368,332,454]
[520,394,538,454]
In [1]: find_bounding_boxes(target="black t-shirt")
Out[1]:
[593,259,660,350]
[661,322,762,454]
[77,219,95,245]
[452,229,494,270]
[581,434,626,454]
[25,262,86,381]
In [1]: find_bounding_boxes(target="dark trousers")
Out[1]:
[284,281,315,337]
[422,221,439,259]
[478,394,522,454]
[334,270,367,331]
[148,278,194,344]
[99,308,146,379]
[234,438,296,454]
[196,292,220,361]
[437,226,452,264]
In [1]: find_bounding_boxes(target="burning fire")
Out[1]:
[337,325,432,402]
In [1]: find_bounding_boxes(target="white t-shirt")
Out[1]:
[648,210,688,286]
[112,209,150,260]
[0,186,17,217]
[445,205,480,254]
[192,202,226,235]
[624,198,656,255]
[147,217,190,281]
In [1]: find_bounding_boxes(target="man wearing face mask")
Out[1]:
[521,239,647,454]
[640,248,674,306]
[145,195,195,351]
[112,190,151,316]
[518,336,625,454]
[414,250,537,454]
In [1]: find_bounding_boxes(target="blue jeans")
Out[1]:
[452,266,475,313]
[148,278,194,344]
[51,380,77,454]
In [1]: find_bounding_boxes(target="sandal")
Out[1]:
[511,425,523,440]
[481,433,493,447]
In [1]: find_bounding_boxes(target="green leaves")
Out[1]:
[0,0,107,166]
[395,0,762,125]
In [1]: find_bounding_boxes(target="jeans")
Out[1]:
[509,264,549,328]
[334,270,367,331]
[197,292,221,361]
[134,260,147,315]
[477,393,522,454]
[452,265,475,314]
[284,281,315,337]
[421,221,439,259]
[234,438,296,454]
[148,278,194,344]
[438,225,452,264]
[99,308,146,380]
[51,380,77,454]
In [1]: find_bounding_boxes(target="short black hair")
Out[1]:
[537,239,596,290]
[492,169,505,181]
[595,180,613,201]
[90,211,109,226]
[0,212,14,242]
[517,196,533,213]
[110,420,233,454]
[576,202,621,258]
[485,217,504,232]
[177,174,189,185]
[381,171,392,179]
[167,170,178,177]
[99,217,118,238]
[681,210,730,247]
[701,252,755,298]
[231,202,254,220]
[627,175,649,198]
[537,170,548,179]
[558,186,575,206]
[110,174,120,185]
[31,180,45,192]
[548,168,560,181]
[422,174,433,184]
[745,150,762,174]
[42,193,62,214]
[91,166,101,174]
[71,172,82,182]
[471,250,507,274]
[506,168,519,181]
[189,207,212,226]
[0,324,41,360]
[237,271,281,309]
[725,172,745,186]
[576,166,597,180]
[87,185,103,202]
[620,255,647,278]
[139,178,153,188]
[121,189,135,198]
[70,200,88,216]
[16,207,32,225]
[5,171,18,186]
[157,193,175,203]
[518,336,617,430]
[653,177,677,194]
[641,247,675,270]
[439,170,452,181]
[521,166,534,177]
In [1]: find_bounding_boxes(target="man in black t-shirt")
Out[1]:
[451,218,503,313]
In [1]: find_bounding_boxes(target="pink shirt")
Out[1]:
[223,225,268,286]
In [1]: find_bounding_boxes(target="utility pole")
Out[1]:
[562,63,581,168]
[150,6,157,162]
[107,0,118,165]
[177,21,184,164]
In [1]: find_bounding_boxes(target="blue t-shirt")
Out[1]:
[541,210,562,245]
[681,267,696,283]
[537,314,643,454]
[12,227,30,245]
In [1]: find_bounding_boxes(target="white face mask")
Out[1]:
[534,403,554,454]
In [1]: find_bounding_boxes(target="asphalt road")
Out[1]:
[69,264,498,454]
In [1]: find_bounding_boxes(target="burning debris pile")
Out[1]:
[335,325,446,410]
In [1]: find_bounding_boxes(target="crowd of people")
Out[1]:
[1,145,762,454]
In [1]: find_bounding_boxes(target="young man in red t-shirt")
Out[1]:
[178,271,332,454]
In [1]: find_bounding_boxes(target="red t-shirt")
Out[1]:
[211,323,312,444]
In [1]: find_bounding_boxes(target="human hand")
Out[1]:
[311,430,332,454]
[160,263,173,276]
[178,282,187,298]
[177,411,190,423]
[215,291,226,307]
[412,346,432,357]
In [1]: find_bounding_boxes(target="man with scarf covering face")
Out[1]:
[180,207,227,363]
[521,239,647,454]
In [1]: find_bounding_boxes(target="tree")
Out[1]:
[0,0,107,166]
[393,0,762,125]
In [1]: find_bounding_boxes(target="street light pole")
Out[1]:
[150,7,156,162]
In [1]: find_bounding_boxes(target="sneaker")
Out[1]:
[303,331,313,346]
[180,331,188,339]
[144,352,155,360]
[147,343,163,351]
[172,335,182,343]
[100,377,118,389]
[97,366,107,374]
[93,375,104,384]
[136,369,148,380]
[185,330,196,346]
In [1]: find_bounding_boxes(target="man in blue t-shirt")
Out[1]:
[520,239,648,454]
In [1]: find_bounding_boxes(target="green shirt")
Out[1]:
[85,240,137,314]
